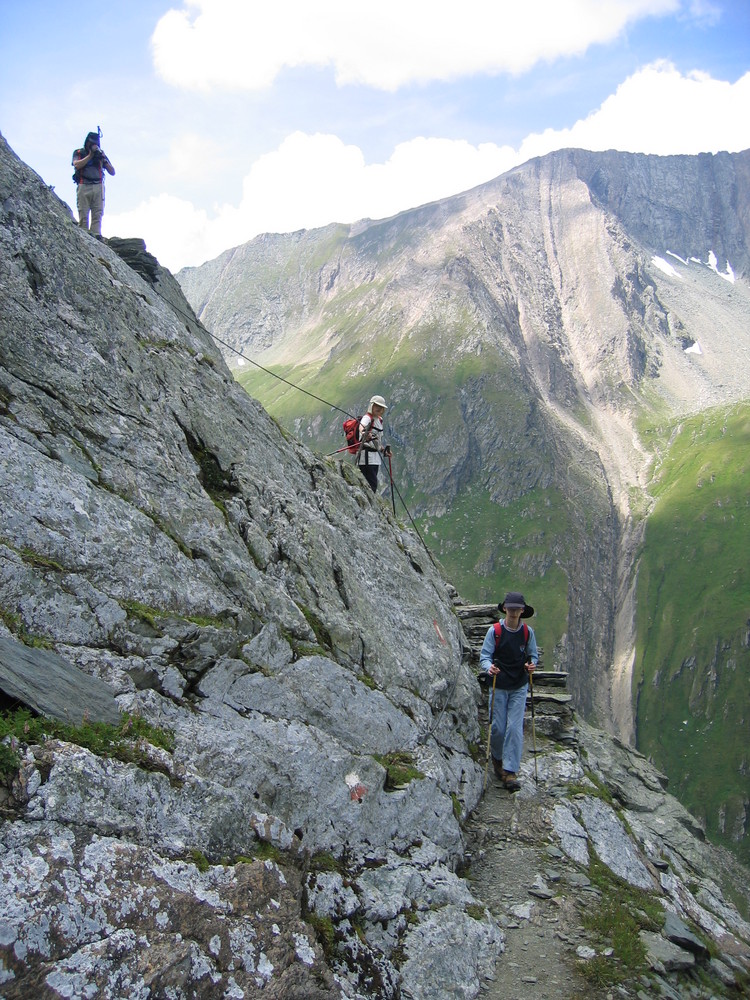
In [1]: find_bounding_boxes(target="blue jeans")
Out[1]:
[489,684,528,773]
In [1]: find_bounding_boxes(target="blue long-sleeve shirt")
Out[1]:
[480,619,539,690]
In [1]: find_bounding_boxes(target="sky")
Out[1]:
[1,1,749,273]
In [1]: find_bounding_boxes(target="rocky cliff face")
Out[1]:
[0,132,488,997]
[1,134,749,999]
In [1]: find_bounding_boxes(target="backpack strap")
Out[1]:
[359,412,376,446]
[72,147,104,184]
[493,621,529,644]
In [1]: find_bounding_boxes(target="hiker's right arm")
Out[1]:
[479,627,497,675]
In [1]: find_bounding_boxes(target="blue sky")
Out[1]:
[1,1,749,272]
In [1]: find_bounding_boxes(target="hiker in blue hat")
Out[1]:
[479,591,539,792]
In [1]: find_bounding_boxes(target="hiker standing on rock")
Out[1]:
[72,130,115,240]
[357,394,390,492]
[480,592,538,792]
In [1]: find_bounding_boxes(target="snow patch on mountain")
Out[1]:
[655,250,735,284]
[652,255,683,279]
[707,250,735,283]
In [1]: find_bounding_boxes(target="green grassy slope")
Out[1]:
[415,482,571,647]
[634,403,750,863]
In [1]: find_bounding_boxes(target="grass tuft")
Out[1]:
[578,855,662,986]
[0,708,175,779]
[374,751,425,790]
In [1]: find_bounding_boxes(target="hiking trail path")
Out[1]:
[465,741,606,1000]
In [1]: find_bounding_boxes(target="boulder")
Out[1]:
[0,636,120,725]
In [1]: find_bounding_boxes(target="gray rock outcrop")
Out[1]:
[0,131,493,998]
[467,719,750,999]
[0,635,120,724]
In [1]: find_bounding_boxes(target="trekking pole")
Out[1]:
[325,444,358,457]
[483,673,497,792]
[386,473,440,571]
[528,669,538,785]
[386,451,396,516]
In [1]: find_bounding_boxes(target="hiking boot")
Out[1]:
[492,757,504,777]
[501,770,521,792]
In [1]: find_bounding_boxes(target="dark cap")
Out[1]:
[498,591,534,618]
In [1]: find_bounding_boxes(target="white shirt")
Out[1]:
[357,413,383,465]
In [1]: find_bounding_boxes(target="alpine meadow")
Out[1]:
[178,148,750,865]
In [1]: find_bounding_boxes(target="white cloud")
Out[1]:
[108,63,750,272]
[518,62,750,158]
[166,132,225,181]
[683,0,722,26]
[109,132,518,270]
[106,194,215,272]
[237,131,519,228]
[152,0,679,91]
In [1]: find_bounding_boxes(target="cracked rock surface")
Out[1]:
[0,131,492,999]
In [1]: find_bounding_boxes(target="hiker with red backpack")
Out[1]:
[72,129,115,240]
[480,592,538,792]
[355,394,390,492]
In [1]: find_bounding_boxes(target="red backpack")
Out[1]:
[342,413,371,455]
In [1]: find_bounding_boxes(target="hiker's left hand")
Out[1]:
[383,445,391,456]
[525,661,536,674]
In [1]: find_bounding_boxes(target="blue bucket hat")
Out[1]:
[499,591,534,618]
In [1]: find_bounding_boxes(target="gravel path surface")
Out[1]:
[466,755,588,1000]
